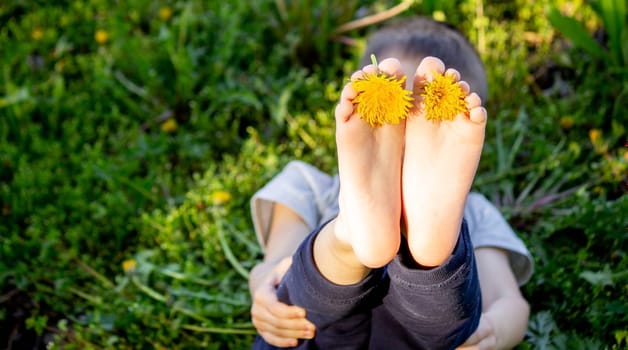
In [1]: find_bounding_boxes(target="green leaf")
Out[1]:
[623,25,628,66]
[580,270,614,286]
[0,88,30,108]
[616,330,628,346]
[547,6,607,60]
[595,0,627,65]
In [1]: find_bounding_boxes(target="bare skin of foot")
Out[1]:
[403,56,487,267]
[313,58,406,284]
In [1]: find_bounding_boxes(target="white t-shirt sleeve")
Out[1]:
[464,192,534,286]
[250,161,337,250]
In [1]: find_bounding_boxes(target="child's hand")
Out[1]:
[250,257,316,347]
[456,314,496,350]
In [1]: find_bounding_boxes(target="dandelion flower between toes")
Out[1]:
[351,55,414,128]
[351,56,471,127]
[421,72,469,122]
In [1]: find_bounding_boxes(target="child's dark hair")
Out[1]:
[361,16,488,101]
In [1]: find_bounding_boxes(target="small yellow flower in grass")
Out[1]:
[351,55,414,128]
[122,259,137,274]
[95,29,109,45]
[211,190,232,206]
[588,129,608,154]
[31,28,43,41]
[559,116,574,129]
[421,72,468,122]
[161,118,178,133]
[589,129,601,143]
[159,6,173,21]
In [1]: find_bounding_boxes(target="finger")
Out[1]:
[259,331,299,348]
[253,305,315,339]
[460,330,482,347]
[477,335,497,350]
[258,318,315,340]
[460,317,491,346]
[253,293,314,329]
[255,277,306,320]
[255,299,308,326]
[267,296,308,319]
[253,303,312,336]
[456,345,479,350]
[275,256,293,276]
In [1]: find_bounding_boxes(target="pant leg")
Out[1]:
[369,219,482,350]
[252,223,386,350]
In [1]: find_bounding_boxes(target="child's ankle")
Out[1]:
[313,219,371,285]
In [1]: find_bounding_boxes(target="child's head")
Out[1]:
[361,16,488,101]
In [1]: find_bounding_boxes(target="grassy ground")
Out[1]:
[1,0,626,349]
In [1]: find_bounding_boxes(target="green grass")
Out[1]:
[1,0,626,349]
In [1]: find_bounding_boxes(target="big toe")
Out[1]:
[414,56,446,87]
[378,57,405,79]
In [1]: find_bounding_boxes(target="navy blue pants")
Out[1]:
[252,220,481,350]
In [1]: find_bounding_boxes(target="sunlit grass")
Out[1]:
[0,0,625,349]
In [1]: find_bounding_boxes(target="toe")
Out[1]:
[445,68,460,81]
[362,64,378,75]
[351,70,365,81]
[416,56,445,79]
[459,81,471,94]
[465,92,482,109]
[413,56,446,92]
[378,57,404,78]
[469,106,487,124]
[341,83,358,100]
[336,84,357,122]
[335,99,354,122]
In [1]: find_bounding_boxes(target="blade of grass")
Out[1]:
[181,324,256,335]
[504,109,528,170]
[547,6,607,61]
[75,258,115,288]
[169,288,248,306]
[157,268,217,287]
[597,0,626,64]
[131,276,168,303]
[204,214,250,280]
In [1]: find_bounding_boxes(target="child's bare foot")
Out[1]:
[332,58,405,269]
[402,56,487,267]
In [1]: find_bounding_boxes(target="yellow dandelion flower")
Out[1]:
[589,129,601,143]
[559,116,574,129]
[161,118,178,133]
[31,28,43,41]
[211,191,232,206]
[351,55,414,128]
[159,7,173,21]
[432,10,446,22]
[95,29,109,45]
[421,72,468,122]
[122,259,137,274]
